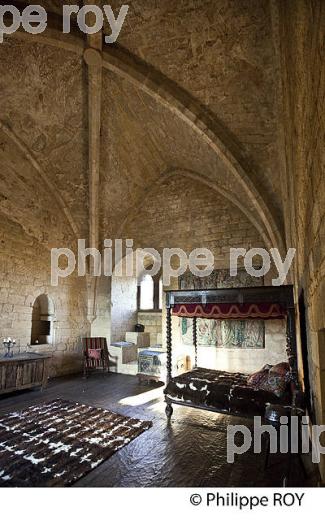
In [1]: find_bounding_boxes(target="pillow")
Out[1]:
[258,372,288,398]
[247,368,269,388]
[269,362,291,382]
[88,348,102,360]
[247,363,289,398]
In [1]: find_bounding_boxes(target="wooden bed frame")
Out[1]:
[164,285,299,418]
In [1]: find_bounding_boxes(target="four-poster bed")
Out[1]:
[164,285,300,418]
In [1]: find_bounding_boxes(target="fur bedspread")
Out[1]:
[164,367,291,416]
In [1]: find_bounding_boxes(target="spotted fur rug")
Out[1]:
[0,398,152,487]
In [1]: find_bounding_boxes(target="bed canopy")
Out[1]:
[165,285,298,386]
[172,302,286,320]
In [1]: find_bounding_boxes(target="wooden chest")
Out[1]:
[0,353,51,395]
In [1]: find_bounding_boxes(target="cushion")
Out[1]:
[247,368,269,387]
[247,362,290,398]
[270,362,291,382]
[259,372,288,398]
[88,348,102,360]
[110,341,134,348]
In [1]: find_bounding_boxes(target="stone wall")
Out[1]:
[110,273,137,343]
[276,0,325,479]
[90,276,111,343]
[0,215,89,376]
[137,312,162,346]
[110,284,163,346]
[123,175,265,264]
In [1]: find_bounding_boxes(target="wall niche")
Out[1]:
[31,294,55,345]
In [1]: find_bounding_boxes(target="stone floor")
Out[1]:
[0,372,319,487]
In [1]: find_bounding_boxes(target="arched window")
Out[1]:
[31,294,55,345]
[137,272,163,311]
[139,274,154,310]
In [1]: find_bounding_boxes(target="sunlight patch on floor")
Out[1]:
[118,387,164,406]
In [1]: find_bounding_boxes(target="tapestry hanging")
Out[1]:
[179,269,265,349]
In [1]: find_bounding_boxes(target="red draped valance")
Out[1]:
[172,303,287,320]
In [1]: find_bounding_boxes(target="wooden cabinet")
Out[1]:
[0,353,51,395]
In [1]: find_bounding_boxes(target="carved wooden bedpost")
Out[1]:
[165,305,173,418]
[193,317,198,369]
[286,307,299,388]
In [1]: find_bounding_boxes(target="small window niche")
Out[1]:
[137,270,163,312]
[31,294,55,345]
[139,274,154,310]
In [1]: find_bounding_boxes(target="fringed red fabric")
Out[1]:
[172,303,287,320]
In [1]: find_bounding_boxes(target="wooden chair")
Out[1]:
[83,337,109,378]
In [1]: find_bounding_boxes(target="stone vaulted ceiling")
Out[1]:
[0,0,285,252]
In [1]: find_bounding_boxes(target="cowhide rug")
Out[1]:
[0,398,152,487]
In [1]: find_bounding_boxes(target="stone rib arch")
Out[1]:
[0,121,79,240]
[102,49,284,252]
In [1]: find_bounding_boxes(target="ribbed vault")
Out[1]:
[0,0,285,253]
